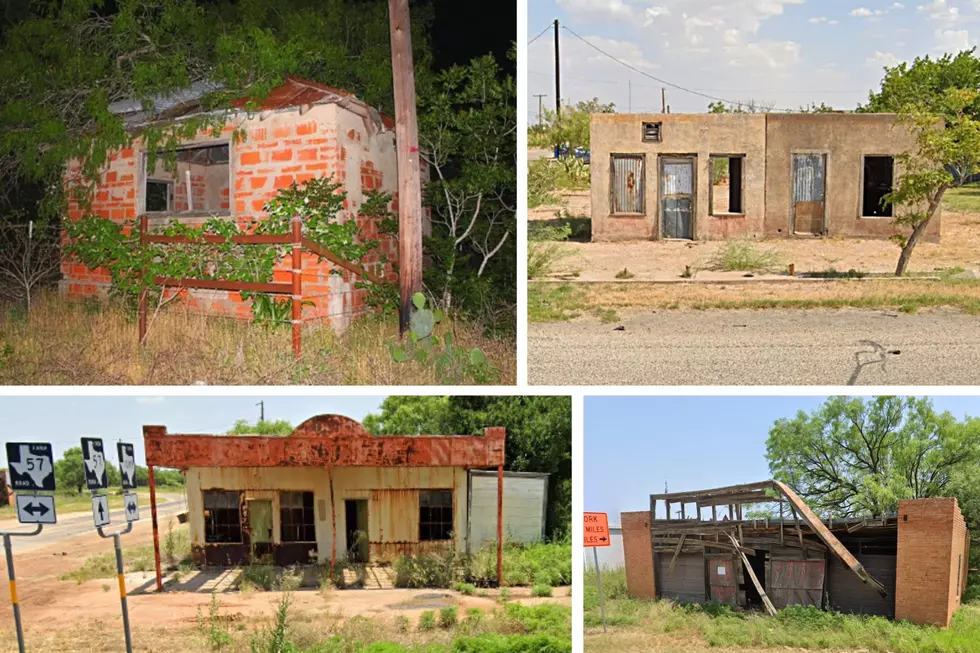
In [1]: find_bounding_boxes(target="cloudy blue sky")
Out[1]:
[527,0,979,120]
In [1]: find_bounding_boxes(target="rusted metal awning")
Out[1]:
[143,414,505,469]
[650,479,887,597]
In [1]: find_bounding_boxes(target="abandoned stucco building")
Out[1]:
[143,414,549,591]
[590,113,940,243]
[62,77,403,329]
[619,481,969,627]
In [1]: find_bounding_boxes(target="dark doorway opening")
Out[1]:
[863,156,894,217]
[345,499,369,563]
[710,155,744,214]
[743,552,767,608]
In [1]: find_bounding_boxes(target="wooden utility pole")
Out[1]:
[388,0,424,334]
[554,19,561,121]
[534,94,548,126]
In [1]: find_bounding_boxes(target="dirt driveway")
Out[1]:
[532,190,980,280]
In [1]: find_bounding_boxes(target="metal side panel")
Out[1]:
[611,155,645,214]
[769,559,825,609]
[707,554,737,604]
[828,554,896,617]
[656,551,706,603]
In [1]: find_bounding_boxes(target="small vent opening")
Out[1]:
[642,122,662,142]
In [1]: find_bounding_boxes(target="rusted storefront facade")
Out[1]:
[619,481,970,627]
[144,414,506,591]
[590,113,941,243]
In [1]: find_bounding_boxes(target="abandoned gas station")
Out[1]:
[143,414,549,591]
[619,480,969,627]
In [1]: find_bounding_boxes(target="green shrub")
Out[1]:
[394,551,455,588]
[529,160,561,209]
[240,565,276,591]
[453,634,571,653]
[454,582,477,595]
[418,610,437,631]
[467,541,571,588]
[531,584,553,597]
[440,606,458,629]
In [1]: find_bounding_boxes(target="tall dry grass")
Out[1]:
[0,292,515,385]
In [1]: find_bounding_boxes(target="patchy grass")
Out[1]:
[0,292,514,385]
[60,524,192,584]
[584,567,980,653]
[528,280,980,322]
[708,240,784,273]
[4,601,571,653]
[943,184,980,213]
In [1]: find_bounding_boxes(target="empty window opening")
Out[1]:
[419,489,453,541]
[710,155,744,214]
[642,122,662,142]
[280,491,316,543]
[611,154,645,215]
[862,156,894,217]
[143,143,231,215]
[203,490,242,543]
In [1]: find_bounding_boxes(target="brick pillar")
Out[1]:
[895,498,968,627]
[621,511,656,599]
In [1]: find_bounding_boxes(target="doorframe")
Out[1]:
[344,496,370,563]
[790,150,830,235]
[658,154,698,240]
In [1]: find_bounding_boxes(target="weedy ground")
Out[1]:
[583,567,980,653]
[0,292,515,385]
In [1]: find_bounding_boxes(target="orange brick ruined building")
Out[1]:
[62,78,404,329]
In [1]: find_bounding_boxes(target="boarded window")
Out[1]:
[610,154,645,215]
[862,156,894,217]
[419,489,453,541]
[280,491,316,543]
[203,490,242,543]
[710,156,744,215]
[143,143,231,215]
[642,122,662,142]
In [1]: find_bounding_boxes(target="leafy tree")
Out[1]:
[707,99,775,114]
[54,447,86,494]
[797,102,836,113]
[153,468,185,486]
[227,419,294,436]
[884,89,980,275]
[537,98,615,150]
[418,54,515,324]
[861,49,980,117]
[364,396,571,538]
[767,396,980,517]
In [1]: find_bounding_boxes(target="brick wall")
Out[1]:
[621,510,656,599]
[895,497,968,627]
[62,101,399,331]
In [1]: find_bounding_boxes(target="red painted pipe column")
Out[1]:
[291,215,302,359]
[497,463,504,586]
[148,464,163,592]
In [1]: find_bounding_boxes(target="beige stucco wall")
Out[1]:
[185,465,469,564]
[764,113,939,241]
[590,113,768,241]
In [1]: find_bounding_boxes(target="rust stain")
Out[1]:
[143,414,505,469]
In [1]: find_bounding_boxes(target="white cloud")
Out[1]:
[809,16,840,24]
[867,50,901,67]
[934,28,972,52]
[850,7,885,16]
[917,0,962,23]
[556,0,643,22]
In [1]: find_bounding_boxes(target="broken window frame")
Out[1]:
[140,141,233,218]
[203,490,243,544]
[609,153,646,216]
[642,121,662,143]
[280,491,317,543]
[708,154,746,216]
[419,489,453,541]
[860,154,895,218]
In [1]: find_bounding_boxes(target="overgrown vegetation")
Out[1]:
[584,566,980,651]
[61,524,191,584]
[708,240,783,273]
[528,223,572,280]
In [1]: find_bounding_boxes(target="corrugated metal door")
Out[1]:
[707,554,737,604]
[655,551,706,603]
[369,489,419,555]
[611,155,645,215]
[792,154,826,234]
[769,559,825,609]
[468,472,547,550]
[827,553,895,617]
[662,158,695,239]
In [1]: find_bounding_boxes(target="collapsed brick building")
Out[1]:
[142,414,550,592]
[619,481,969,627]
[590,113,940,243]
[62,77,404,329]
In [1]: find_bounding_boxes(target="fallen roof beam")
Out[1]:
[651,481,777,503]
[727,533,777,616]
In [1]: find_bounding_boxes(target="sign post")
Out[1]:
[4,442,57,653]
[584,511,611,633]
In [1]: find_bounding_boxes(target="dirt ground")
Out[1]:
[531,190,980,281]
[0,517,569,637]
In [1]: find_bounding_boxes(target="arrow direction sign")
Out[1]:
[584,511,611,548]
[123,492,140,522]
[15,494,56,524]
[117,442,137,490]
[92,494,110,528]
[81,437,108,491]
[5,442,55,492]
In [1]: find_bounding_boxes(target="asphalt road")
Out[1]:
[1,493,186,554]
[528,308,980,385]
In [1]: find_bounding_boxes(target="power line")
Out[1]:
[528,24,551,45]
[559,24,794,112]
